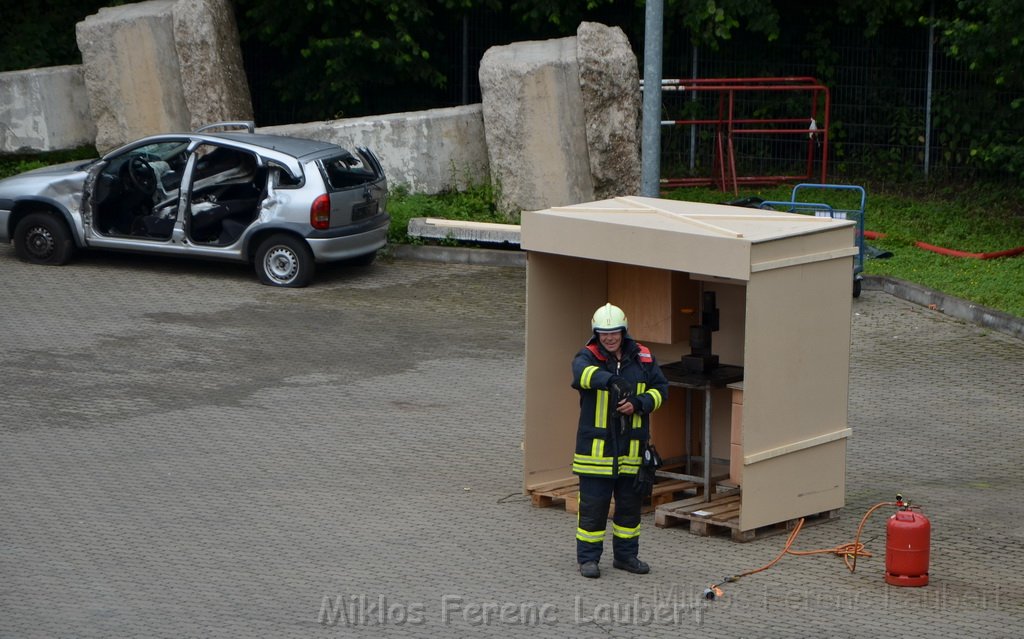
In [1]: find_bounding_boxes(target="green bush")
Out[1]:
[0,147,97,180]
[663,181,1024,317]
[387,181,510,244]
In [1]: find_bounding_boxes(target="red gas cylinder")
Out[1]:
[885,501,930,587]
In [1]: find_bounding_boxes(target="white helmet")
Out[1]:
[591,303,628,333]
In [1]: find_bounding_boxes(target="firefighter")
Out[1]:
[571,303,669,578]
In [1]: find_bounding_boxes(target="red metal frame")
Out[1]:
[654,77,830,193]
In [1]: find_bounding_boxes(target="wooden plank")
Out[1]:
[743,428,852,465]
[656,489,737,513]
[750,247,859,272]
[531,493,555,508]
[689,520,711,536]
[655,487,842,540]
[651,480,697,496]
[709,506,742,522]
[550,485,579,499]
[528,476,579,493]
[689,496,741,516]
[531,477,708,519]
[670,495,740,516]
[729,507,842,542]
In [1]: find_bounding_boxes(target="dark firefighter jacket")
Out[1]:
[570,333,669,477]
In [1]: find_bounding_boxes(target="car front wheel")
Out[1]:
[254,234,315,287]
[13,212,76,265]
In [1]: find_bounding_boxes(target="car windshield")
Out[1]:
[134,142,190,162]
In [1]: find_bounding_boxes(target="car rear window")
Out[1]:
[320,152,378,190]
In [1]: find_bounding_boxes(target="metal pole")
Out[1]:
[924,0,935,179]
[689,45,698,171]
[461,15,469,105]
[641,0,664,196]
[702,387,712,501]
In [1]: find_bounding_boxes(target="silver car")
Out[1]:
[0,122,389,287]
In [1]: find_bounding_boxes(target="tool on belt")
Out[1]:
[634,442,663,496]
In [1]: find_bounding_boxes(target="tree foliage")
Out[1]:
[928,0,1024,94]
[0,0,126,72]
[670,0,779,48]
[4,0,1024,177]
[234,0,497,122]
[925,0,1024,175]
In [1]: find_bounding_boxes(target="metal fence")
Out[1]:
[655,20,1010,183]
[245,7,1020,184]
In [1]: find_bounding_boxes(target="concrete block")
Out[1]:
[76,0,252,153]
[259,105,489,195]
[577,22,641,199]
[0,66,96,153]
[479,36,594,215]
[171,0,253,132]
[407,218,521,245]
[77,1,187,152]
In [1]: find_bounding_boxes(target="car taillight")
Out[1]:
[310,194,331,230]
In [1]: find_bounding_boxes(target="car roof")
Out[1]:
[202,132,343,160]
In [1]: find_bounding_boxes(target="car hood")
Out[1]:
[0,159,96,200]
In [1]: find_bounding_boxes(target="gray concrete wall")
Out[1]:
[0,66,97,153]
[2,10,635,209]
[260,105,489,195]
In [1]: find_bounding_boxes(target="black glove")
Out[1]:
[607,375,632,400]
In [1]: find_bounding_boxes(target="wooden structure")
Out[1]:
[521,196,856,534]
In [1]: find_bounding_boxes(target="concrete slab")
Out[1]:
[0,66,96,153]
[76,0,251,152]
[407,217,522,245]
[261,105,488,195]
[479,36,595,214]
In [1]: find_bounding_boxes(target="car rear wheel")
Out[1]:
[254,234,315,287]
[13,212,76,265]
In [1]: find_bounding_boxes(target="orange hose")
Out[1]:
[913,241,1024,260]
[723,501,895,585]
[732,518,806,580]
[863,229,1024,260]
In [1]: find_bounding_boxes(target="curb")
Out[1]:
[389,245,1024,340]
[389,244,526,267]
[862,275,1024,340]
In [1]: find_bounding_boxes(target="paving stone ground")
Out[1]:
[0,247,1021,638]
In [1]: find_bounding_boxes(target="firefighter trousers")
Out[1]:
[576,474,642,564]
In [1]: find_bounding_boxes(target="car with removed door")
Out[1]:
[0,122,389,287]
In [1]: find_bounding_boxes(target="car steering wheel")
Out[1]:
[128,155,158,196]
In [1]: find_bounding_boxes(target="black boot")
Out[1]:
[612,557,650,574]
[579,561,600,578]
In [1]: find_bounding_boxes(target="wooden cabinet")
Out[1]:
[607,263,699,344]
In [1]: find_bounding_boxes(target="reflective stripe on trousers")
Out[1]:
[575,474,642,564]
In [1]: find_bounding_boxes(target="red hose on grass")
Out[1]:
[863,230,1024,259]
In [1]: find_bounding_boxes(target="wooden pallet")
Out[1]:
[655,493,840,542]
[529,477,701,515]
